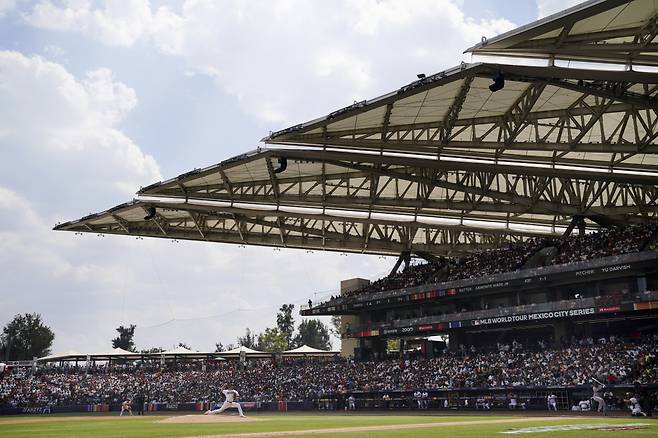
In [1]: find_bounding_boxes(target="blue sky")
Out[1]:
[0,0,582,354]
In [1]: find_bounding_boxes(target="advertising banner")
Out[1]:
[351,302,641,338]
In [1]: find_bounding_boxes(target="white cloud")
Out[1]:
[25,0,182,48]
[0,51,159,204]
[82,68,137,126]
[0,49,156,231]
[536,0,584,19]
[0,51,392,352]
[43,44,66,58]
[0,0,16,16]
[23,0,515,124]
[0,51,164,350]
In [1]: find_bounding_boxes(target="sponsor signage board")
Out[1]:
[352,302,643,338]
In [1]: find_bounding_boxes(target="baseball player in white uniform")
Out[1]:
[414,390,422,409]
[547,394,557,411]
[630,397,646,416]
[205,389,245,417]
[347,394,356,410]
[421,391,429,409]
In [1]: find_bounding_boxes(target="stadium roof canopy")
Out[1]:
[55,1,658,257]
[263,62,658,173]
[465,0,658,67]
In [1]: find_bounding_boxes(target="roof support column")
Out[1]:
[563,215,586,238]
[389,251,410,276]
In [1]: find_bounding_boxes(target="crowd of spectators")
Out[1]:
[1,336,656,408]
[444,240,547,282]
[337,224,656,300]
[552,225,656,265]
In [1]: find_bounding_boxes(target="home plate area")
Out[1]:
[501,423,652,434]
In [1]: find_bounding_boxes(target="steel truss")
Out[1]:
[56,144,658,255]
[55,5,658,256]
[267,64,658,172]
[57,199,553,256]
[140,149,658,228]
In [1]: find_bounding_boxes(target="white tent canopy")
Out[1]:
[102,347,138,356]
[159,346,221,359]
[282,345,339,356]
[36,347,221,362]
[162,346,200,355]
[36,350,85,362]
[216,345,271,358]
[222,345,264,354]
[88,347,142,360]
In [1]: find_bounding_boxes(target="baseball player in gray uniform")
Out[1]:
[592,380,607,415]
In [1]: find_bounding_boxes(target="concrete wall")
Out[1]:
[339,278,370,358]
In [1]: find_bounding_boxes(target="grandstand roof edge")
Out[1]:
[264,61,658,146]
[263,62,486,143]
[465,0,658,67]
[137,148,266,195]
[464,0,618,54]
[53,199,140,231]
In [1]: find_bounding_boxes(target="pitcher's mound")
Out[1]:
[159,415,258,424]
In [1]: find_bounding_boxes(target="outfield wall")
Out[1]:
[0,401,315,415]
[2,384,655,415]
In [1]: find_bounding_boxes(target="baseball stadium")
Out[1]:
[2,0,658,437]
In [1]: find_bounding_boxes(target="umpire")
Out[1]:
[134,387,146,415]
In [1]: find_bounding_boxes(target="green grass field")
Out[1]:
[0,412,656,438]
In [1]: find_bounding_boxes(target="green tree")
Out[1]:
[0,313,55,360]
[257,327,288,352]
[111,324,136,351]
[214,342,235,352]
[236,328,258,349]
[293,319,330,350]
[330,315,342,337]
[276,304,295,349]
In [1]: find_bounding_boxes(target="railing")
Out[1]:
[316,251,658,309]
[344,290,658,336]
[6,360,36,368]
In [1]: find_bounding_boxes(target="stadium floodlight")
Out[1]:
[143,206,156,221]
[489,72,504,92]
[274,156,287,174]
